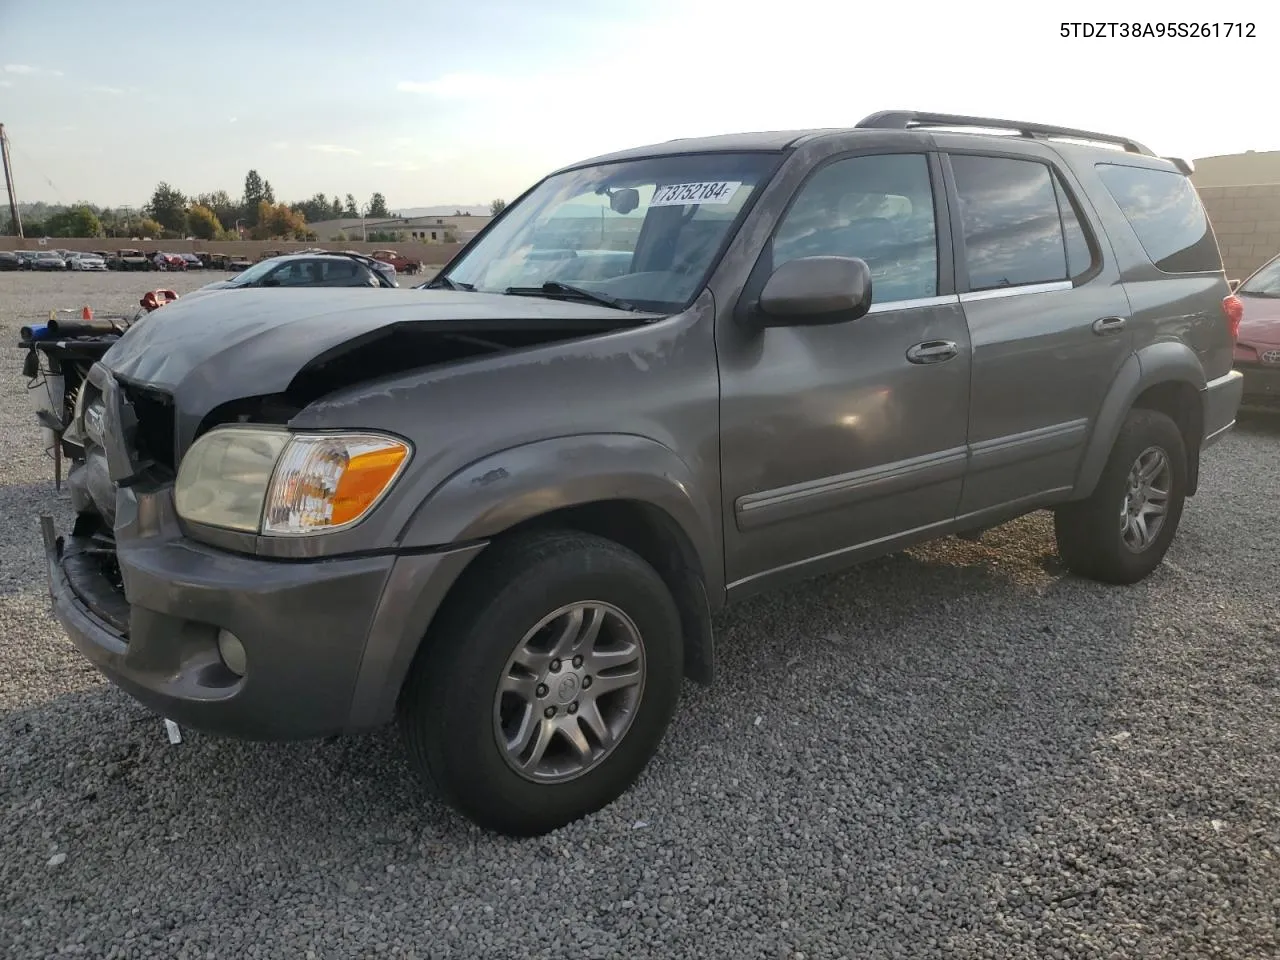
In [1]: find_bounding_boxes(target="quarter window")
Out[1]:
[1053,175,1094,279]
[1095,163,1220,274]
[772,153,939,302]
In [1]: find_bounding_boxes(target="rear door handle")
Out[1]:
[906,340,959,364]
[1092,316,1127,336]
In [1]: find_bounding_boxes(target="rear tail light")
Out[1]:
[1222,294,1243,341]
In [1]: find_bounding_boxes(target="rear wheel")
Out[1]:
[398,529,683,836]
[1054,408,1187,585]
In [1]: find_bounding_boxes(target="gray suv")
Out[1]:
[41,111,1244,836]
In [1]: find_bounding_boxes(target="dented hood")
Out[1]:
[103,287,652,413]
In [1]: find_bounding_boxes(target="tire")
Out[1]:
[398,529,684,836]
[1054,408,1187,585]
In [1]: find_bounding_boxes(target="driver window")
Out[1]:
[773,153,939,302]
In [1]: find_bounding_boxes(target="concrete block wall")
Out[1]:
[1197,184,1280,281]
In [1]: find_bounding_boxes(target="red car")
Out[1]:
[150,251,187,271]
[371,248,421,275]
[1232,251,1280,408]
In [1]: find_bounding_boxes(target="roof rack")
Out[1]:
[856,110,1154,157]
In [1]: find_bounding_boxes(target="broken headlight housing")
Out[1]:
[174,426,411,536]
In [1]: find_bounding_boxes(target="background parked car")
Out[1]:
[31,251,67,271]
[191,252,398,294]
[372,248,422,275]
[180,253,205,270]
[0,251,20,271]
[152,252,187,271]
[1232,251,1280,408]
[69,253,108,272]
[341,249,397,285]
[14,250,38,269]
[107,249,150,271]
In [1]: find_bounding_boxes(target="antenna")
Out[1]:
[1,124,22,238]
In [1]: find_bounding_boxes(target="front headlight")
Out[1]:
[174,427,411,536]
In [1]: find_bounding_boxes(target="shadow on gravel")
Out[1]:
[1,683,464,842]
[1235,407,1280,436]
[3,514,1137,853]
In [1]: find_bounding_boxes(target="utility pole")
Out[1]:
[1,124,22,238]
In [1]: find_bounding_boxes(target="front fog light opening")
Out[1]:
[217,629,247,676]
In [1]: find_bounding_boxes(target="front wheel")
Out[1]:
[398,529,684,836]
[1054,408,1187,585]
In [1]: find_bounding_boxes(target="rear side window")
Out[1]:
[1095,163,1220,273]
[322,259,360,281]
[950,154,1095,291]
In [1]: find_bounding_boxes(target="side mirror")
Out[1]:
[755,256,873,327]
[1228,278,1241,293]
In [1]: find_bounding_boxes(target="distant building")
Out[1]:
[1189,150,1280,279]
[307,214,491,244]
[1190,150,1280,188]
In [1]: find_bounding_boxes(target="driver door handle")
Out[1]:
[906,340,959,364]
[1092,316,1127,336]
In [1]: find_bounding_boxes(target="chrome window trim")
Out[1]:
[958,279,1073,303]
[866,293,961,314]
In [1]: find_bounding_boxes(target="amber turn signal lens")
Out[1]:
[331,445,410,526]
[262,433,412,535]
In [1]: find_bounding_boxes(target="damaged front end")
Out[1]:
[39,287,658,737]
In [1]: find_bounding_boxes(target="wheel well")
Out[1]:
[500,500,716,685]
[1132,380,1203,495]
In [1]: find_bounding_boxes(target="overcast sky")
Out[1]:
[1,0,1274,209]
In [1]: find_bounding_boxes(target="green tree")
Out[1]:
[147,182,188,233]
[489,198,507,216]
[263,179,276,206]
[252,200,308,240]
[186,204,222,240]
[243,170,266,225]
[344,193,358,217]
[45,205,104,238]
[292,193,333,222]
[138,217,164,238]
[367,192,388,218]
[195,190,239,229]
[330,195,344,219]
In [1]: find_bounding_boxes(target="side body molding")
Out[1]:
[1072,342,1208,499]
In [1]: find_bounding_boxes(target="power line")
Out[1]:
[6,132,67,201]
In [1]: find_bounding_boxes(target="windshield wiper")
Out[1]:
[424,275,474,291]
[504,281,637,311]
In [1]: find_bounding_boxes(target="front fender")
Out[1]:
[1072,342,1207,498]
[398,433,723,599]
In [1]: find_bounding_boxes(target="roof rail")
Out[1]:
[856,110,1153,156]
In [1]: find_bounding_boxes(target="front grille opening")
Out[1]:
[65,513,129,636]
[118,381,176,474]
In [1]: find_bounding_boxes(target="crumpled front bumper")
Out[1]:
[41,511,399,740]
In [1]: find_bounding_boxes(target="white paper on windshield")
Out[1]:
[650,181,742,207]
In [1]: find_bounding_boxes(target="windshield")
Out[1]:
[228,260,281,285]
[1239,256,1280,297]
[440,152,783,311]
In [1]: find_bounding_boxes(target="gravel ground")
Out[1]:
[1,270,1278,960]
